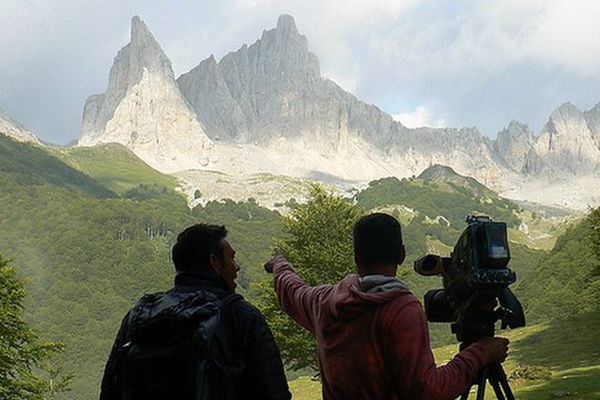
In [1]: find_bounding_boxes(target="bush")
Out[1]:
[509,365,552,381]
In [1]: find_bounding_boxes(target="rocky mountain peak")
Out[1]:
[418,164,490,197]
[418,164,458,180]
[78,16,212,172]
[583,102,600,147]
[495,120,533,172]
[258,14,313,63]
[276,14,299,36]
[527,102,600,175]
[550,102,583,124]
[542,102,589,143]
[506,120,530,135]
[178,14,326,143]
[131,16,151,41]
[127,15,173,77]
[79,16,178,145]
[189,55,218,77]
[585,102,600,117]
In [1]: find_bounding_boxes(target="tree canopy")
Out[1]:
[259,185,363,371]
[0,254,70,399]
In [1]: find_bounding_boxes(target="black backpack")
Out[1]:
[118,290,242,400]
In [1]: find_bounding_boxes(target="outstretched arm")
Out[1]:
[265,249,333,334]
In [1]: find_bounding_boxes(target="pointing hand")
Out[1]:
[264,247,287,273]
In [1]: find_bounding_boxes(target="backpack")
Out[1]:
[118,290,242,400]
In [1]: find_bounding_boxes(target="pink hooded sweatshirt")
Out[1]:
[273,262,490,400]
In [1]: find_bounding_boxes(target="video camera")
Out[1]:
[414,215,525,345]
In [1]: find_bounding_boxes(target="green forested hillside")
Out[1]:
[0,134,116,198]
[356,174,520,227]
[514,215,600,323]
[0,136,597,399]
[0,137,283,398]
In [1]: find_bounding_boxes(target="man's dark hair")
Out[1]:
[353,213,403,266]
[172,224,227,272]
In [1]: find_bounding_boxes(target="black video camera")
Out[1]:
[414,215,525,344]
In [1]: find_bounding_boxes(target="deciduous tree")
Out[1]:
[259,185,363,371]
[0,254,70,399]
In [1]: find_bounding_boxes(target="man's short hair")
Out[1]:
[353,213,403,266]
[172,224,227,272]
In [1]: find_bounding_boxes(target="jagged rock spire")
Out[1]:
[495,121,533,172]
[78,16,212,173]
[527,102,600,175]
[275,14,299,36]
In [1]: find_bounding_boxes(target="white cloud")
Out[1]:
[393,105,446,129]
[367,0,600,80]
[526,0,600,78]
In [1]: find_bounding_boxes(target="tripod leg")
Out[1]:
[487,378,506,400]
[460,389,471,400]
[492,364,515,400]
[476,368,487,400]
[476,379,486,400]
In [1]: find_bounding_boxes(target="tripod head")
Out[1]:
[452,288,523,347]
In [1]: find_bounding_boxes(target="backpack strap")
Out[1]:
[194,292,242,400]
[195,293,242,349]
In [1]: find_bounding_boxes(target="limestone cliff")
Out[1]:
[76,14,600,209]
[78,16,212,173]
[495,121,534,173]
[526,103,600,176]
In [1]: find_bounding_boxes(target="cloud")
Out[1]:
[2,0,600,143]
[393,105,446,129]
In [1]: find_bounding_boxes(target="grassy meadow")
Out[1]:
[288,312,600,399]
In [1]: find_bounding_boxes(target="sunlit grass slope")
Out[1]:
[289,312,600,399]
[52,143,177,194]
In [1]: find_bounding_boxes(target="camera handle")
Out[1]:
[459,363,515,400]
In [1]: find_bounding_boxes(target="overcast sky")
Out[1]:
[2,0,600,144]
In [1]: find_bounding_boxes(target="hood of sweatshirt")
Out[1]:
[320,273,415,334]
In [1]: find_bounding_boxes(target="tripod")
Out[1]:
[460,363,514,400]
[452,302,517,400]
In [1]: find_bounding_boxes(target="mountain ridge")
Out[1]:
[63,14,599,210]
[0,107,40,144]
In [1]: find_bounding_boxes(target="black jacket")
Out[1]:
[99,271,291,400]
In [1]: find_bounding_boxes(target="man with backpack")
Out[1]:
[100,223,291,400]
[264,213,509,400]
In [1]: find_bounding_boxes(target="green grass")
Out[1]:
[289,376,322,399]
[51,144,177,194]
[370,204,418,225]
[517,366,600,399]
[509,210,579,251]
[289,312,600,399]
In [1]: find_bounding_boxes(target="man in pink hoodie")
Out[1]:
[264,213,509,400]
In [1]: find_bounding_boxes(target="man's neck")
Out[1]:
[358,264,397,277]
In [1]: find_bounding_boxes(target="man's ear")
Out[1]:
[398,244,406,265]
[354,253,364,269]
[209,253,222,274]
